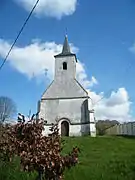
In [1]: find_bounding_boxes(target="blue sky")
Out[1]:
[0,0,135,121]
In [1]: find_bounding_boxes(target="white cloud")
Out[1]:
[88,88,132,122]
[14,0,77,19]
[76,61,98,89]
[106,88,129,107]
[0,38,133,122]
[0,38,94,89]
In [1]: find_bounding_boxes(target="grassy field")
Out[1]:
[63,136,135,180]
[1,136,135,180]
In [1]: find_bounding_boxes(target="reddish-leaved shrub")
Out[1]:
[0,115,80,180]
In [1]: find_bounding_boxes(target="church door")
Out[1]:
[61,121,69,136]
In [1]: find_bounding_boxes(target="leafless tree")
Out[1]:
[0,96,17,123]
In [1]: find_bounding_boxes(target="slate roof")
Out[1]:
[54,35,77,62]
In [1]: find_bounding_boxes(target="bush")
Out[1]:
[0,156,37,180]
[0,117,80,180]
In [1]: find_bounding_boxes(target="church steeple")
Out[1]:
[54,35,77,62]
[61,35,71,55]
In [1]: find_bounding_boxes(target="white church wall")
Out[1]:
[42,124,86,137]
[42,79,88,99]
[39,98,89,125]
[40,99,59,123]
[55,56,76,80]
[57,98,83,124]
[90,123,96,137]
[89,110,96,137]
[38,100,46,120]
[70,124,82,136]
[58,120,82,136]
[42,120,91,137]
[58,120,90,136]
[42,55,88,99]
[42,125,52,136]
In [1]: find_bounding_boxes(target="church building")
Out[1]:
[38,36,96,137]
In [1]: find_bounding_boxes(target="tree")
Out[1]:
[0,96,17,123]
[0,115,80,180]
[96,120,120,135]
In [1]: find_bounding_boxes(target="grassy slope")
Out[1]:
[63,136,135,180]
[1,136,135,180]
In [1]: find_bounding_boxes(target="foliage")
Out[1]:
[0,117,80,180]
[96,120,119,135]
[1,136,135,180]
[0,96,17,123]
[0,156,37,180]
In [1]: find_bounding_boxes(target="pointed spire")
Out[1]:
[54,35,77,62]
[61,35,71,55]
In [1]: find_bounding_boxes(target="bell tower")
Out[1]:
[54,35,77,81]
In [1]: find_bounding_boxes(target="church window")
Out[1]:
[63,62,67,70]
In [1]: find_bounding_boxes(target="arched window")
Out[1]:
[63,62,67,70]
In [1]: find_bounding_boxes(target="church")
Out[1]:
[37,36,96,137]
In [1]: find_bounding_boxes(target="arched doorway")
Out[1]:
[61,121,69,136]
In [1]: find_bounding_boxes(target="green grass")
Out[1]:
[0,156,37,180]
[63,136,135,180]
[1,136,135,180]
